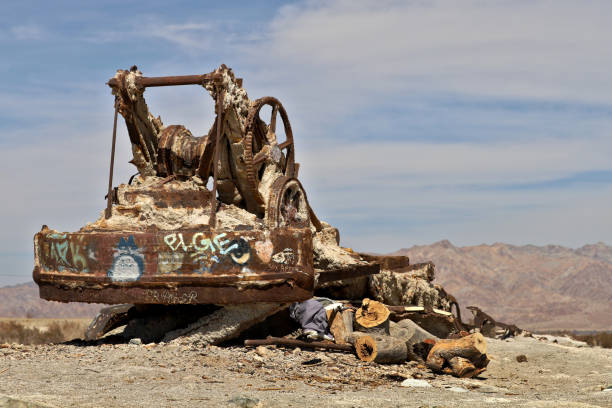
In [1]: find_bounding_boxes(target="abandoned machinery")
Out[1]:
[32,65,385,306]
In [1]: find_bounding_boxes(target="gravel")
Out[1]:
[0,335,611,407]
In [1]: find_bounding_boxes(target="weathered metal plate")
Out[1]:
[122,188,212,208]
[33,227,313,305]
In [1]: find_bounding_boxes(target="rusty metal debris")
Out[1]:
[85,304,132,341]
[33,64,379,307]
[244,336,353,353]
[464,306,522,338]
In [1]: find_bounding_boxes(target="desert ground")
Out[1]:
[0,318,90,331]
[1,330,611,408]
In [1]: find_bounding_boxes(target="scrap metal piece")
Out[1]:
[105,102,119,219]
[266,176,321,230]
[209,88,225,228]
[85,304,133,341]
[107,72,223,88]
[466,306,522,337]
[244,336,353,353]
[316,263,380,285]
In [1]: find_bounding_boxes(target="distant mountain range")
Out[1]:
[393,241,612,331]
[0,282,101,318]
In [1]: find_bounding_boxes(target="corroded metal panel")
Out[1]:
[33,227,313,305]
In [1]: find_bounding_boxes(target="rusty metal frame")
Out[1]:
[34,227,314,305]
[106,73,224,89]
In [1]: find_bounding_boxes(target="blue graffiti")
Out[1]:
[107,235,144,282]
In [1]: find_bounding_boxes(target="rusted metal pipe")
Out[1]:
[105,101,119,219]
[209,88,225,228]
[244,336,354,352]
[107,73,222,89]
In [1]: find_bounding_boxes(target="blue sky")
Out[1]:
[1,0,611,286]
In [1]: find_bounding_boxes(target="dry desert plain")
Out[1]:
[0,325,611,408]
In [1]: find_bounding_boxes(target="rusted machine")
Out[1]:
[33,65,379,308]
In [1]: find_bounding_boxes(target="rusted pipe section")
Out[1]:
[209,88,225,228]
[105,100,119,219]
[107,73,222,89]
[244,336,354,352]
[316,263,379,285]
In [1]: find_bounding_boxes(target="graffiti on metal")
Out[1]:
[107,235,144,282]
[144,289,198,304]
[157,252,186,275]
[41,233,93,273]
[36,230,305,279]
[34,227,314,305]
[162,232,252,273]
[272,248,295,264]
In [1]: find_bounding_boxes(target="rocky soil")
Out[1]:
[1,335,611,407]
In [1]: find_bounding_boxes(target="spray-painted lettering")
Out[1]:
[162,232,250,267]
[45,234,90,273]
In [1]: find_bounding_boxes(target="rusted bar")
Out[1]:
[107,73,221,89]
[38,283,313,306]
[209,88,225,228]
[105,101,119,219]
[244,336,354,352]
[35,269,311,286]
[316,263,380,285]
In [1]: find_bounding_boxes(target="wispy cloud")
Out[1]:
[10,23,44,41]
[253,0,612,104]
[85,19,217,52]
[300,136,612,189]
[151,23,213,50]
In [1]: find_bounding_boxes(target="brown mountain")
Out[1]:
[393,241,612,331]
[0,282,101,318]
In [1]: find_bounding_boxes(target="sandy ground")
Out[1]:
[0,318,90,330]
[0,334,611,408]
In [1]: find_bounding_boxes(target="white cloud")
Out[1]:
[86,20,216,52]
[10,24,43,41]
[254,0,612,104]
[148,22,214,51]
